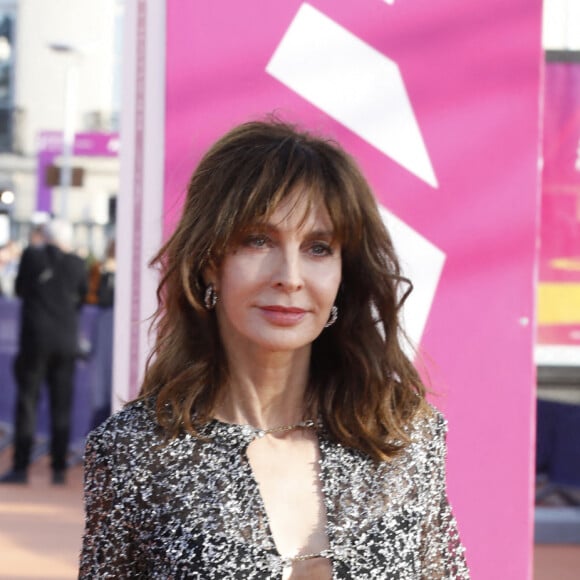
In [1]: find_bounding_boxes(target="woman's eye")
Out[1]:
[309,242,333,256]
[243,234,270,248]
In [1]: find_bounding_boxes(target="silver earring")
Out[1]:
[204,284,218,310]
[325,305,338,328]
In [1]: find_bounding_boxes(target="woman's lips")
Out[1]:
[259,305,307,326]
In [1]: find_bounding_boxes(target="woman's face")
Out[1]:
[207,192,342,358]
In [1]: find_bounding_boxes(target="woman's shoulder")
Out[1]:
[408,401,448,444]
[86,397,159,449]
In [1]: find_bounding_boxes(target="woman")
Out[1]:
[79,120,469,579]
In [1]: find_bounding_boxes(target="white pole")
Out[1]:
[60,61,78,220]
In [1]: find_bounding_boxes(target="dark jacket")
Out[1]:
[16,244,88,355]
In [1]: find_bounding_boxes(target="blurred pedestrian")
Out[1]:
[0,240,21,297]
[85,238,116,429]
[0,219,87,485]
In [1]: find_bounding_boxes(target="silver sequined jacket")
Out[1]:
[79,399,469,579]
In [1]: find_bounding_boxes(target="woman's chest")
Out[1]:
[134,438,424,579]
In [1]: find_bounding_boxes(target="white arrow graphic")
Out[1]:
[266,2,438,188]
[379,205,445,353]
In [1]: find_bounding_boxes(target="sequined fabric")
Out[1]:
[79,399,469,579]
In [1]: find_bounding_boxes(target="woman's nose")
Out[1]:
[272,248,303,291]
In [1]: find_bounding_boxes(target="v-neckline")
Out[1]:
[208,419,336,578]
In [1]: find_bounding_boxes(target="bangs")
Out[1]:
[208,137,365,256]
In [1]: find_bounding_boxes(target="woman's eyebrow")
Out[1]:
[243,222,335,239]
[243,222,277,233]
[305,229,335,239]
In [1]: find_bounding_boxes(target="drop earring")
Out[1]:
[204,284,218,310]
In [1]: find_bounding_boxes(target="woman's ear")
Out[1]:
[202,262,218,289]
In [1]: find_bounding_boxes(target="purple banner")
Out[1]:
[35,131,120,212]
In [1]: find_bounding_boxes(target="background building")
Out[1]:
[0,0,123,257]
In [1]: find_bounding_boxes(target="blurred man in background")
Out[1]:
[0,219,87,485]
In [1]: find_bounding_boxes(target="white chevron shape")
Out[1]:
[266,3,438,188]
[378,204,446,354]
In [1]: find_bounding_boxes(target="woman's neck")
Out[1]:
[215,347,311,430]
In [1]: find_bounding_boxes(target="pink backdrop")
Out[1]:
[164,2,543,577]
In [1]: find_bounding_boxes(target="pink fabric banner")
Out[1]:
[538,62,580,349]
[164,1,543,577]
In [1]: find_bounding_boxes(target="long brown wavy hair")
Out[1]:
[139,119,428,460]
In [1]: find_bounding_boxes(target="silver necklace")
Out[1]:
[255,419,317,438]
